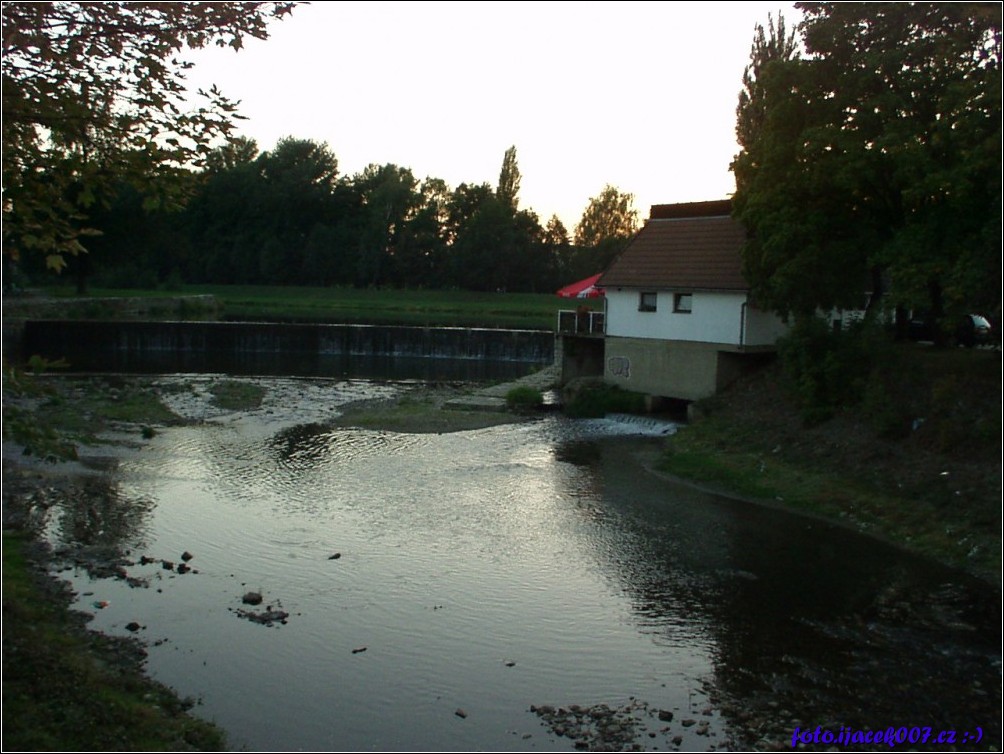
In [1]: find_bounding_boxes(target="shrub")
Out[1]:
[777,315,887,425]
[505,386,543,412]
[208,380,266,411]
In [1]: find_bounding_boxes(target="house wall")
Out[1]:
[605,288,743,343]
[743,305,790,345]
[606,288,788,347]
[603,337,722,401]
[603,337,777,401]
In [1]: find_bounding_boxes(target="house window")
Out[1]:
[638,292,657,312]
[673,293,693,313]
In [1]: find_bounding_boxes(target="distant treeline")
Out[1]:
[19,138,637,296]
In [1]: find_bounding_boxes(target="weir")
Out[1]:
[21,320,555,378]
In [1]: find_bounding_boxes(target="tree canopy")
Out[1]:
[574,185,639,248]
[496,145,521,214]
[732,2,1002,322]
[572,185,640,274]
[2,1,299,271]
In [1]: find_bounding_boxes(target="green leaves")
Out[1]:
[573,185,639,248]
[733,3,1001,320]
[496,145,521,214]
[2,1,301,272]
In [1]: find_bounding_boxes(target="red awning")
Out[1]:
[556,273,605,299]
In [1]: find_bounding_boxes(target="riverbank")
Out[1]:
[2,524,228,751]
[1,370,234,750]
[329,364,560,433]
[658,354,1001,585]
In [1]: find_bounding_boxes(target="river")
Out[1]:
[16,375,1001,752]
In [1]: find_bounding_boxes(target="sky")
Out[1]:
[184,1,801,232]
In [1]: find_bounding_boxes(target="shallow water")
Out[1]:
[20,377,1002,751]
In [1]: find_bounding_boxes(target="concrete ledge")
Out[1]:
[442,396,509,412]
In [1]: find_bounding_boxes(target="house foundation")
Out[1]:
[602,336,773,402]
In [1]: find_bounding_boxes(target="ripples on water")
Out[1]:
[22,377,1002,752]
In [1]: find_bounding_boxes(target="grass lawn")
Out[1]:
[41,284,603,330]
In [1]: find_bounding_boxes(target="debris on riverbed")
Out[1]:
[233,603,290,626]
[44,541,206,590]
[530,699,707,752]
[233,591,289,626]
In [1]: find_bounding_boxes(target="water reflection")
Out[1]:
[7,467,156,579]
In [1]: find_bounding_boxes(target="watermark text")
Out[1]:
[791,725,983,749]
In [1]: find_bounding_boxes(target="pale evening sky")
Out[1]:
[184,1,801,231]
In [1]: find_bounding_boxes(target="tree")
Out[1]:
[800,1,1003,322]
[730,11,859,318]
[184,151,266,283]
[732,3,1002,321]
[255,137,341,283]
[496,145,521,214]
[443,182,495,249]
[734,12,799,155]
[205,136,261,174]
[574,185,639,248]
[543,215,570,248]
[2,1,299,272]
[508,208,546,292]
[392,177,451,287]
[449,196,513,291]
[351,163,420,287]
[541,214,573,288]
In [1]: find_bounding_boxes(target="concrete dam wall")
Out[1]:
[21,320,555,379]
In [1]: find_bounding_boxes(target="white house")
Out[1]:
[597,199,789,402]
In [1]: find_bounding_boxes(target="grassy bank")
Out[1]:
[658,345,1001,582]
[37,284,601,330]
[330,389,531,434]
[2,531,227,751]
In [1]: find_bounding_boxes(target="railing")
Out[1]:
[557,309,605,335]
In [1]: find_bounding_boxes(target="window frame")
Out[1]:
[673,293,693,314]
[638,291,658,313]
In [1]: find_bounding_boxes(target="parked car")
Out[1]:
[955,313,993,347]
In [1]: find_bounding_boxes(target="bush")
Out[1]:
[777,316,888,425]
[208,380,266,411]
[505,386,543,412]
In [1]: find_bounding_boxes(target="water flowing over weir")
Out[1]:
[21,320,555,378]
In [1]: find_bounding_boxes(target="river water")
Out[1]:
[17,376,1002,752]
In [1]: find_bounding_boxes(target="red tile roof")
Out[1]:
[598,201,748,291]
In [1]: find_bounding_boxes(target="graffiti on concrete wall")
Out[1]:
[607,355,631,379]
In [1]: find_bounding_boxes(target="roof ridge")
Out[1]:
[648,214,733,222]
